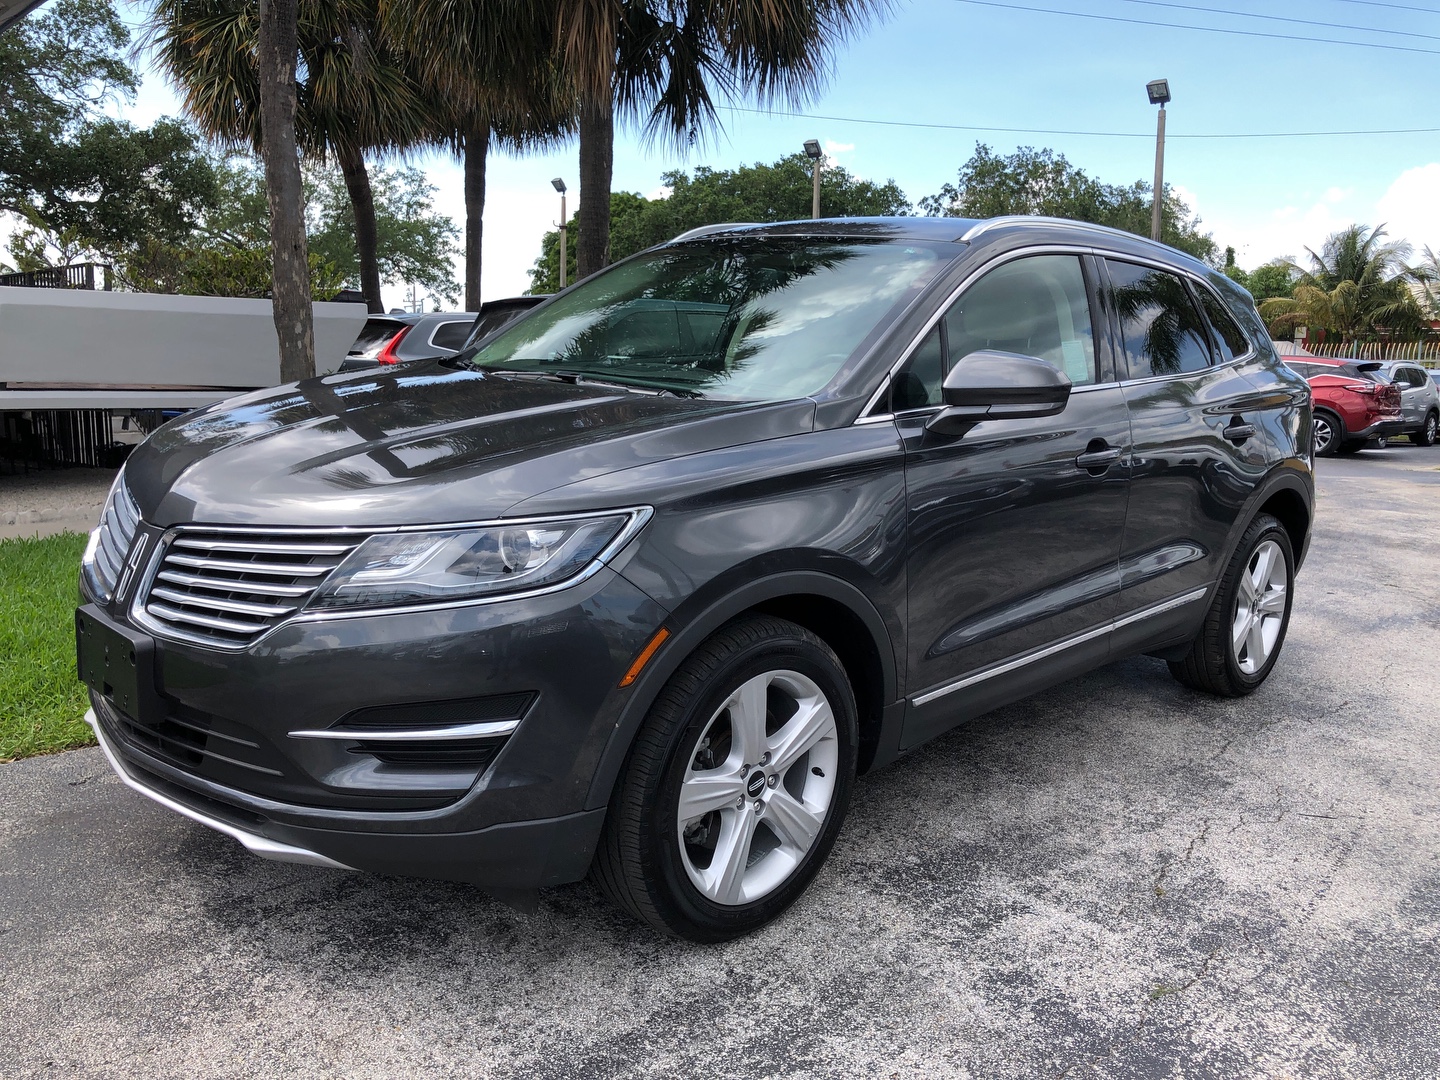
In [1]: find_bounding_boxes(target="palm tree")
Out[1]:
[555,0,890,278]
[377,0,572,309]
[1260,223,1424,344]
[148,0,436,315]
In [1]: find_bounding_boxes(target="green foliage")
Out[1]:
[308,165,461,305]
[919,144,1218,265]
[1259,224,1425,341]
[0,532,93,762]
[529,153,910,292]
[1242,263,1296,304]
[0,1,218,252]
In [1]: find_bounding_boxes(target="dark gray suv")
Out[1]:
[77,217,1313,941]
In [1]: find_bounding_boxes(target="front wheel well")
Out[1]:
[752,594,888,774]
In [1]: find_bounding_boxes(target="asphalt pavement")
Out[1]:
[3,445,1439,1078]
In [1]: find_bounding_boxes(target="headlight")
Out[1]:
[305,509,649,611]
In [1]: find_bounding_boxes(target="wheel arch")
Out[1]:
[584,571,901,813]
[1228,467,1314,575]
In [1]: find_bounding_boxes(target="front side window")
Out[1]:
[1107,260,1214,378]
[890,254,1097,411]
[468,238,950,401]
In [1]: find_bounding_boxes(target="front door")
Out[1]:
[896,252,1132,750]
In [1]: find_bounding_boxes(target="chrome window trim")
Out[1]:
[910,586,1208,707]
[128,507,654,651]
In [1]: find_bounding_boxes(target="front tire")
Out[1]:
[593,615,858,942]
[1168,514,1294,697]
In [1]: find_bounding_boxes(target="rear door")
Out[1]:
[1395,366,1428,426]
[897,251,1131,748]
[1102,259,1273,652]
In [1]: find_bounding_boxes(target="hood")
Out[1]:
[124,364,814,527]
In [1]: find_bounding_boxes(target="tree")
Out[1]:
[377,0,571,310]
[919,143,1218,264]
[555,0,889,279]
[1259,224,1424,343]
[255,0,314,381]
[528,153,908,291]
[1243,263,1295,305]
[148,0,438,319]
[307,164,461,306]
[1,1,218,254]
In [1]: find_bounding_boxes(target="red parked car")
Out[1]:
[1281,356,1404,456]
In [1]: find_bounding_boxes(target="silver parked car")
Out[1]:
[1378,362,1440,446]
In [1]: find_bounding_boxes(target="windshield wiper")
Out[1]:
[480,367,701,398]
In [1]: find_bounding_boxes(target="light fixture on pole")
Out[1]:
[803,139,823,220]
[1146,79,1170,242]
[551,178,568,288]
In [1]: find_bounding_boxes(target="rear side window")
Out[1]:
[1106,260,1213,378]
[429,320,475,351]
[1195,287,1251,361]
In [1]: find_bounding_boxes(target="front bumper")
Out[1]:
[82,564,668,887]
[88,707,607,886]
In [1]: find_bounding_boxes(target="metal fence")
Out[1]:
[0,263,111,290]
[1300,338,1440,365]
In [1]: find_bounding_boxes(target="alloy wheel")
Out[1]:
[1231,539,1287,675]
[676,669,839,906]
[1312,416,1335,455]
[1426,415,1438,444]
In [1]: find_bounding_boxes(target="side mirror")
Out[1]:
[925,349,1073,436]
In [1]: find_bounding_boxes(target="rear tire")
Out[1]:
[1168,514,1294,697]
[1414,411,1439,447]
[1312,411,1342,457]
[593,614,858,942]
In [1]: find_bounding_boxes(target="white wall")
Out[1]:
[0,287,366,388]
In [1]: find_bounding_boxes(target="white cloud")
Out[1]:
[823,140,855,169]
[1376,164,1440,255]
[646,185,674,201]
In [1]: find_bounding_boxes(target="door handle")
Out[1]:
[1075,444,1122,471]
[1224,418,1256,445]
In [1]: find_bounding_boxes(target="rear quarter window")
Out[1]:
[429,320,476,351]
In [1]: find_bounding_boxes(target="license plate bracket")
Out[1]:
[76,604,161,724]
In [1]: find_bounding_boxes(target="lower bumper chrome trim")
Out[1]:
[910,587,1209,707]
[85,708,355,872]
[286,718,520,742]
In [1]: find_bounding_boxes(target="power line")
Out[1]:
[1118,0,1440,42]
[722,105,1440,141]
[1329,0,1440,14]
[949,0,1440,56]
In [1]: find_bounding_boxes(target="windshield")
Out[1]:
[465,237,951,399]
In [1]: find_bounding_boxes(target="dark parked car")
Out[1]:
[341,299,547,373]
[77,217,1313,941]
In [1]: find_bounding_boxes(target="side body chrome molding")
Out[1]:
[910,587,1208,707]
[86,709,355,871]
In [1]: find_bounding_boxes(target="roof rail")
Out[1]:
[669,223,758,242]
[959,216,1192,260]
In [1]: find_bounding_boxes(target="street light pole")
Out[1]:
[1146,79,1171,242]
[552,178,568,288]
[803,139,823,219]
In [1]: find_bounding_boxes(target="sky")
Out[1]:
[102,0,1440,311]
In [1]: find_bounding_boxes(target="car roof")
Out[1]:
[665,215,1217,275]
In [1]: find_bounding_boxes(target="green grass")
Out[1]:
[0,531,94,761]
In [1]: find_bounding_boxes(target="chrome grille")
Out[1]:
[85,480,141,600]
[138,530,363,648]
